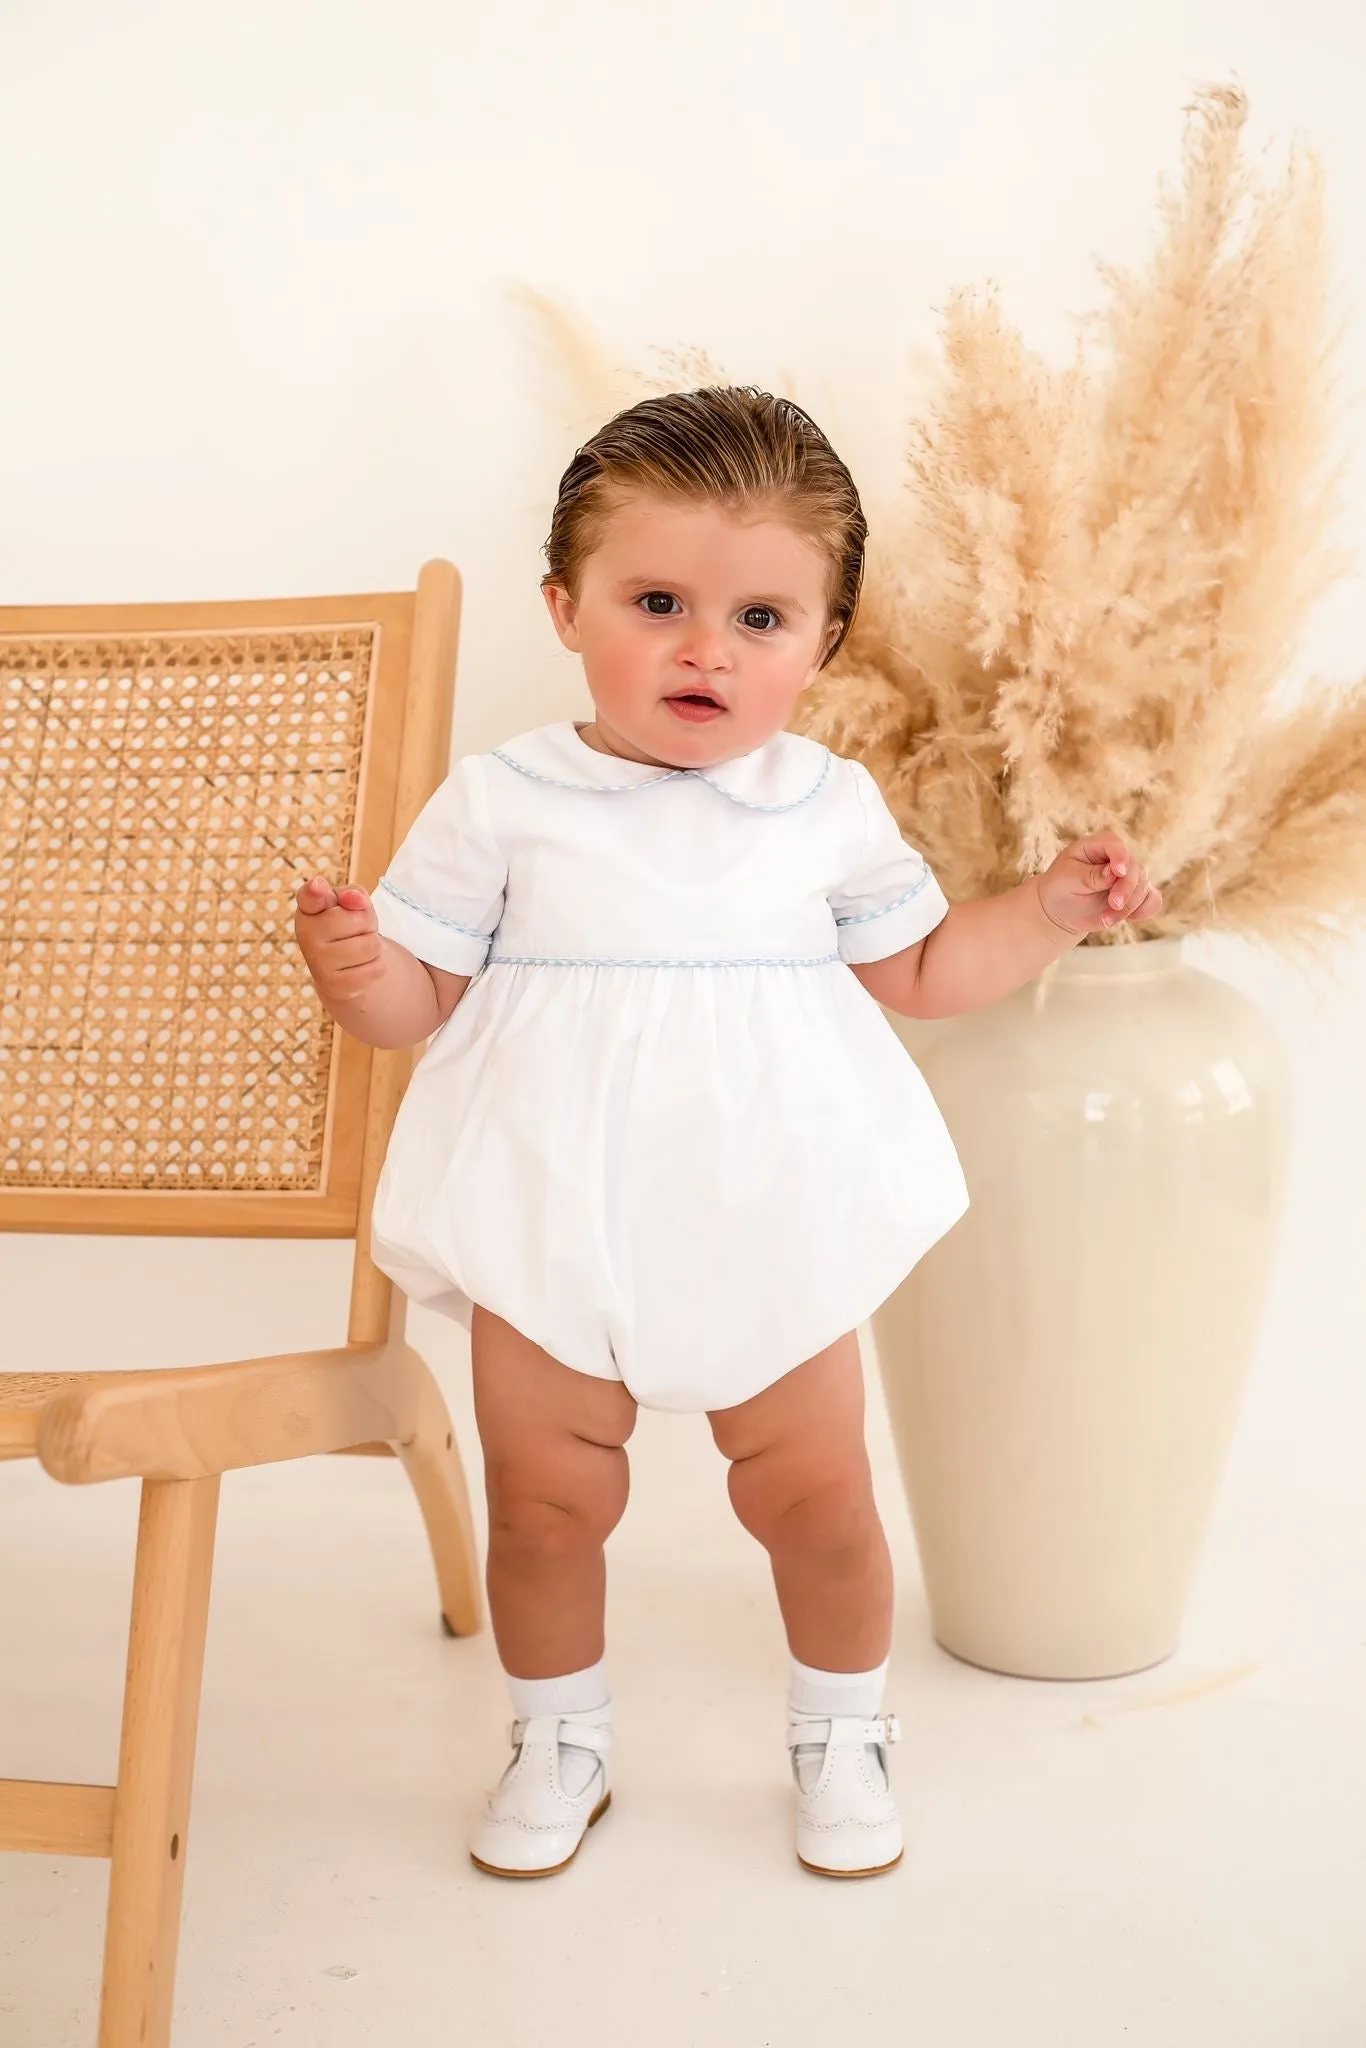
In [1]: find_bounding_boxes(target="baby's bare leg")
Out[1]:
[471,1306,638,1679]
[708,1333,892,1671]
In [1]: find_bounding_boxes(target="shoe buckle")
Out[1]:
[880,1712,901,1745]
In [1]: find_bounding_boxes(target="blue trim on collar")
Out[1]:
[701,747,831,813]
[490,725,832,813]
[491,747,684,795]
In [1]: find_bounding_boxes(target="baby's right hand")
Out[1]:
[294,875,384,1005]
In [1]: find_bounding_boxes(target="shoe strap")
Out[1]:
[786,1712,900,1750]
[509,1714,614,1755]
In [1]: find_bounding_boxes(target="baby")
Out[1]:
[295,387,1159,1880]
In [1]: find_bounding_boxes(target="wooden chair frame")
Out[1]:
[0,560,482,2048]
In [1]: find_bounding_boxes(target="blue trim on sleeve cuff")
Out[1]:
[833,871,931,927]
[375,876,490,940]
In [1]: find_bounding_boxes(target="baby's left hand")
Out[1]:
[1037,834,1163,937]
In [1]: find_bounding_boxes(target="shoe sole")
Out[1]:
[798,1848,904,1880]
[469,1791,612,1880]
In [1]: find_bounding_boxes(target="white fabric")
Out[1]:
[371,721,970,1411]
[788,1656,888,1721]
[506,1661,611,1720]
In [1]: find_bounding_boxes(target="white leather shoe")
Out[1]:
[788,1712,903,1877]
[468,1713,612,1878]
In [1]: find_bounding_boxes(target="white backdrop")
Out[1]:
[1,0,1362,1415]
[4,16,1364,2037]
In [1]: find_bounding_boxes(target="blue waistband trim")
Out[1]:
[484,953,844,970]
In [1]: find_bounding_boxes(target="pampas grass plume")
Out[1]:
[514,85,1366,980]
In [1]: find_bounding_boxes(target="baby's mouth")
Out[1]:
[664,691,727,723]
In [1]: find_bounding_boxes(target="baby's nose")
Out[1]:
[679,628,732,672]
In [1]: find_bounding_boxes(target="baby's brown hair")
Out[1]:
[542,387,867,669]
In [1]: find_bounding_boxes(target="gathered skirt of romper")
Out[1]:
[371,953,970,1414]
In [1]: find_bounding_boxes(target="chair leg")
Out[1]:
[99,1475,220,2048]
[394,1360,483,1637]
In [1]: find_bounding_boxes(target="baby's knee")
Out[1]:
[485,1442,629,1560]
[728,1451,877,1557]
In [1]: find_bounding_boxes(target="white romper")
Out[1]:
[369,721,970,1412]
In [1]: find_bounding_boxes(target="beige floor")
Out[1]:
[2,944,1365,2046]
[2,1308,1363,2048]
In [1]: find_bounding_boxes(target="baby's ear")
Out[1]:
[542,579,582,651]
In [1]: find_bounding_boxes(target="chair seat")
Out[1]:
[0,1373,101,1460]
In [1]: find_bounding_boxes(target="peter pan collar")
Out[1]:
[491,721,831,813]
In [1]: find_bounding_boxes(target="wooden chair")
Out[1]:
[0,560,482,2047]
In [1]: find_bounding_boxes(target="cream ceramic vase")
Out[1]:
[871,935,1294,1680]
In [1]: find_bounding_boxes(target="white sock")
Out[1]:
[788,1658,890,1792]
[788,1656,888,1721]
[505,1661,611,1798]
[506,1659,611,1721]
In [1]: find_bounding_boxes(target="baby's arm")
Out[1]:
[294,875,469,1049]
[852,883,1081,1019]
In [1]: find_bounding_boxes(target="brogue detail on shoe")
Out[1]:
[469,1713,612,1878]
[787,1712,903,1879]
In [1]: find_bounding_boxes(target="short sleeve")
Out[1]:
[372,755,507,976]
[829,759,950,964]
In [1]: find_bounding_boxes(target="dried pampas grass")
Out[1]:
[513,83,1365,970]
[506,282,733,437]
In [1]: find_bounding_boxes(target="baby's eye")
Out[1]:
[638,591,680,616]
[740,605,781,632]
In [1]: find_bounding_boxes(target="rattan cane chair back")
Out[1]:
[0,561,461,1339]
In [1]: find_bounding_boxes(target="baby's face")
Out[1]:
[543,493,839,767]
